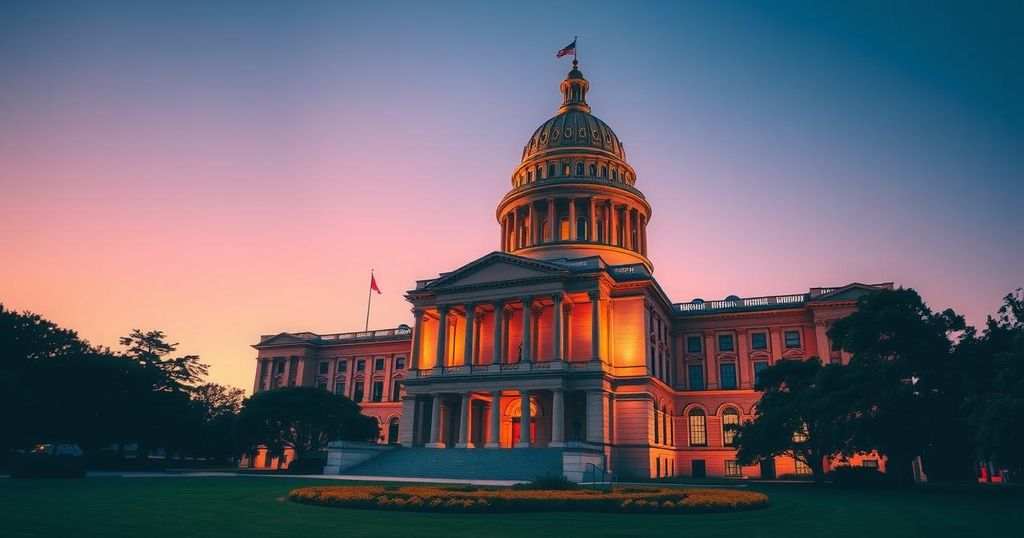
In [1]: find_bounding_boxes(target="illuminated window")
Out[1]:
[794,459,812,475]
[720,363,737,389]
[722,408,740,446]
[687,364,704,390]
[559,218,570,240]
[563,163,571,176]
[688,409,707,446]
[718,334,734,352]
[751,332,768,350]
[753,361,769,388]
[724,460,741,477]
[784,330,801,348]
[686,336,702,353]
[862,459,879,469]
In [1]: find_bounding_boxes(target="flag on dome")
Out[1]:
[370,273,381,294]
[556,39,576,58]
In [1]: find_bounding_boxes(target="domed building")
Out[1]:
[251,62,891,480]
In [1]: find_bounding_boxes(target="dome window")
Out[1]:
[549,164,557,178]
[527,170,533,181]
[563,163,571,176]
[579,127,587,138]
[612,169,619,180]
[539,132,546,142]
[601,166,608,178]
[576,163,585,176]
[551,129,559,140]
[564,128,572,138]
[589,164,597,176]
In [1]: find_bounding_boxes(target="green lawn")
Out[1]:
[1,476,1020,537]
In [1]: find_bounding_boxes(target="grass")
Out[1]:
[1,476,1020,538]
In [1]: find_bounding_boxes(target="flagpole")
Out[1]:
[365,269,373,331]
[574,35,578,62]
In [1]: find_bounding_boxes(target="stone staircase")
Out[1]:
[340,447,564,481]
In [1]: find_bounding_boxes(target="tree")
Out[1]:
[119,329,208,391]
[828,288,969,486]
[734,358,852,484]
[235,387,378,461]
[192,383,245,421]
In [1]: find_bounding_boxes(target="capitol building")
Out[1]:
[250,61,889,481]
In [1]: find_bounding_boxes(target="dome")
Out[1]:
[522,110,625,162]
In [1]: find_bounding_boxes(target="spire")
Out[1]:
[558,60,591,114]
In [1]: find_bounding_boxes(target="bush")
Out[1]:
[286,457,326,475]
[513,472,578,490]
[776,473,815,481]
[828,466,893,489]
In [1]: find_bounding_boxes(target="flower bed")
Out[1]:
[288,485,768,514]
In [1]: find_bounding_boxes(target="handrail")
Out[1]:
[584,462,617,486]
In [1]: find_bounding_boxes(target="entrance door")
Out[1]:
[387,418,400,445]
[510,418,536,446]
[692,459,706,478]
[760,459,776,480]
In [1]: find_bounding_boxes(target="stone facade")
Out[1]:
[250,62,890,479]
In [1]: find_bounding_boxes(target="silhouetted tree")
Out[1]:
[236,387,378,461]
[119,329,208,391]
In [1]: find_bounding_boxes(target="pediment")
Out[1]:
[812,283,890,303]
[255,332,313,347]
[426,252,570,291]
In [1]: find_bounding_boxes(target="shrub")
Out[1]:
[286,457,326,475]
[777,473,815,481]
[828,466,894,489]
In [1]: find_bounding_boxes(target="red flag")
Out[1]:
[370,274,382,294]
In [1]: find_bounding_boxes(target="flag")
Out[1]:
[556,39,576,58]
[370,274,381,294]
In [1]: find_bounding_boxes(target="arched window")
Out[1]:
[596,219,605,242]
[722,408,740,447]
[688,409,707,447]
[612,169,619,181]
[549,164,557,178]
[527,170,532,181]
[575,217,587,241]
[563,163,571,176]
[601,165,608,178]
[388,417,400,445]
[589,164,597,176]
[576,162,585,176]
[536,165,543,179]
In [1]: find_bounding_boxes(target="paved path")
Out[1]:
[79,470,521,486]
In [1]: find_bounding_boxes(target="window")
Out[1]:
[687,364,704,390]
[315,378,327,390]
[688,409,707,446]
[395,357,406,370]
[653,404,660,444]
[686,336,702,353]
[318,361,329,375]
[374,358,385,371]
[794,459,812,475]
[724,460,741,477]
[353,381,364,403]
[391,379,402,402]
[862,459,879,469]
[751,332,768,350]
[601,165,608,178]
[784,330,801,349]
[334,382,346,397]
[720,363,737,389]
[589,164,597,176]
[356,360,366,373]
[371,381,384,402]
[576,162,584,175]
[722,408,740,446]
[338,360,348,373]
[753,361,769,388]
[559,218,570,240]
[718,334,734,352]
[275,362,285,374]
[548,164,556,178]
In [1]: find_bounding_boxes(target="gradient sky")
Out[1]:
[1,1,1021,392]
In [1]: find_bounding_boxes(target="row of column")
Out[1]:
[422,388,568,448]
[410,291,602,369]
[500,196,648,255]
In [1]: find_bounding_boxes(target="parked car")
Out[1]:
[10,443,86,478]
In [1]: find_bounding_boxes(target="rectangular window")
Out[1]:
[559,218,570,240]
[724,460,741,477]
[338,360,348,373]
[334,381,346,397]
[688,413,707,446]
[318,361,329,375]
[356,359,366,372]
[371,381,384,402]
[784,330,801,349]
[687,364,704,390]
[686,336,701,353]
[862,459,879,469]
[374,358,385,371]
[794,459,812,475]
[753,361,769,388]
[391,380,402,402]
[395,357,406,370]
[720,363,737,390]
[275,362,284,374]
[751,332,768,350]
[718,334,734,352]
[353,381,364,403]
[315,378,327,390]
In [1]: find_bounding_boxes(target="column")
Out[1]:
[500,214,508,251]
[550,388,565,447]
[624,207,633,250]
[551,293,563,361]
[492,300,504,364]
[604,201,612,244]
[611,204,620,246]
[456,393,472,448]
[523,205,532,247]
[704,331,718,390]
[517,390,531,447]
[589,290,602,361]
[410,308,424,369]
[435,305,450,368]
[737,329,750,389]
[521,296,533,362]
[533,202,543,245]
[427,395,444,448]
[486,390,502,448]
[589,197,597,241]
[398,397,416,446]
[639,215,647,255]
[770,328,783,364]
[815,320,831,362]
[546,197,555,242]
[463,304,476,366]
[568,196,577,240]
[510,210,518,249]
